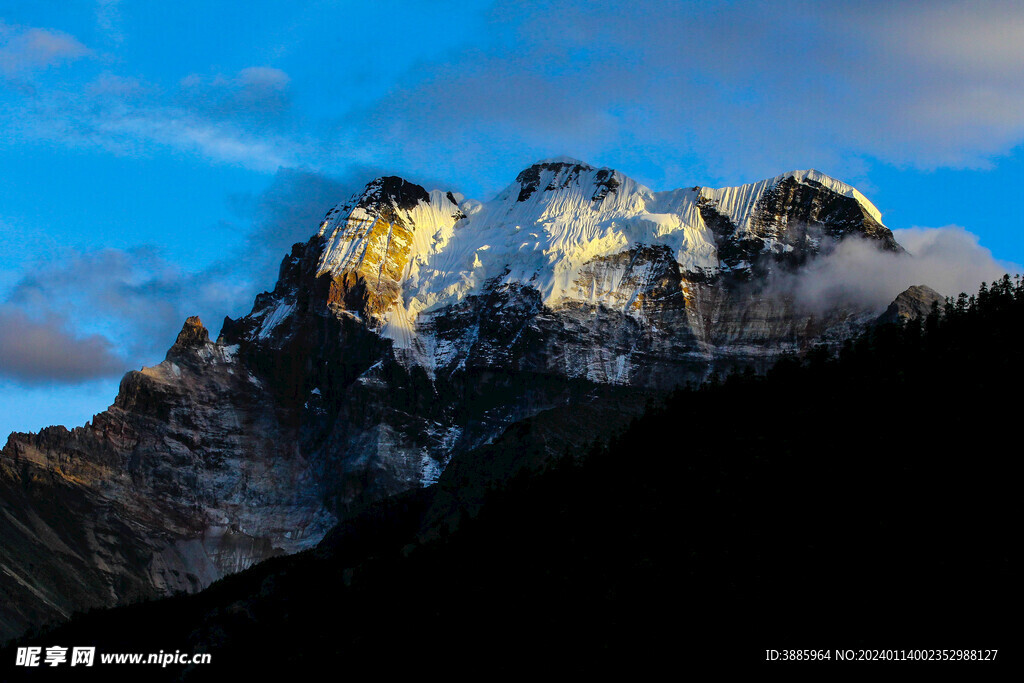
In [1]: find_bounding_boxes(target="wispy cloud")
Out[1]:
[6,247,208,365]
[4,61,308,171]
[220,167,361,292]
[94,0,124,45]
[771,226,1021,314]
[328,0,1024,185]
[0,306,124,384]
[178,66,292,122]
[10,3,1024,187]
[94,111,300,171]
[0,167,363,384]
[0,22,91,77]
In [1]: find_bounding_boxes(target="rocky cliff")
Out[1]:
[877,284,945,324]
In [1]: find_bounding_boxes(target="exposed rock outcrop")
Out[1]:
[877,284,945,324]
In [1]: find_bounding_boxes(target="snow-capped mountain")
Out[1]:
[0,159,911,639]
[241,159,897,366]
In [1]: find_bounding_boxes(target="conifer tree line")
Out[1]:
[707,273,1024,397]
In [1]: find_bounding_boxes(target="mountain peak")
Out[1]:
[318,176,437,237]
[356,176,431,212]
[877,284,945,324]
[778,170,883,223]
[508,158,623,203]
[175,316,209,347]
[533,155,592,166]
[166,315,211,361]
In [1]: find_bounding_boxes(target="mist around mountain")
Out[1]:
[4,275,1016,678]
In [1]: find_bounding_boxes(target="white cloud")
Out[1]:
[178,66,292,119]
[774,226,1020,314]
[95,111,298,171]
[236,66,290,90]
[0,305,125,384]
[11,3,1024,187]
[330,0,1024,182]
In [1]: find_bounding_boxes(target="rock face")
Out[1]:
[0,316,334,639]
[0,159,916,640]
[877,284,945,324]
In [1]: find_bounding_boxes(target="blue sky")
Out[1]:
[1,0,1023,436]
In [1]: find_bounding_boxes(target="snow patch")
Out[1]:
[419,425,461,486]
[257,301,296,340]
